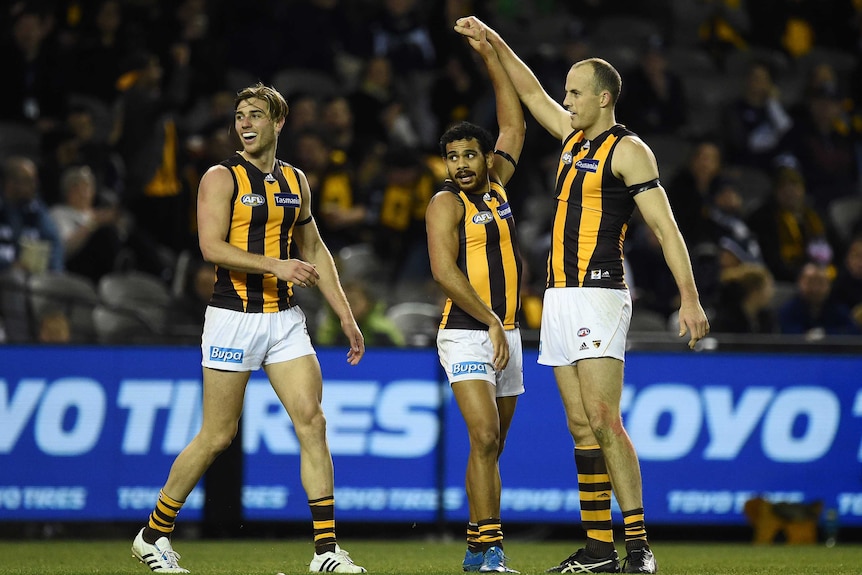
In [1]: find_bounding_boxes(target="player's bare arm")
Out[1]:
[454,16,570,141]
[616,137,710,348]
[462,19,525,188]
[427,192,509,370]
[292,168,365,364]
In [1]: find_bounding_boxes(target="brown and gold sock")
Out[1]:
[575,446,615,558]
[623,507,649,553]
[467,522,481,553]
[477,517,503,551]
[309,495,337,554]
[142,490,184,544]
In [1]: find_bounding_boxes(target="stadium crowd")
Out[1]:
[1,0,861,345]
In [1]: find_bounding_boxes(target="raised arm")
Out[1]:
[461,22,525,186]
[614,137,710,348]
[455,16,571,141]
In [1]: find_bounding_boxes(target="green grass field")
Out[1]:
[1,538,860,575]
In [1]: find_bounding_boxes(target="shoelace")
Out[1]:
[161,549,183,568]
[334,549,355,564]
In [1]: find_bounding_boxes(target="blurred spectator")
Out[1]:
[747,166,832,282]
[0,156,64,274]
[831,233,862,327]
[430,49,485,134]
[0,4,66,134]
[320,95,363,169]
[65,0,131,106]
[369,0,436,76]
[722,60,793,171]
[616,33,687,136]
[49,165,125,283]
[279,92,321,160]
[112,48,192,262]
[316,280,405,347]
[778,262,859,337]
[746,0,854,57]
[710,262,778,334]
[293,129,369,252]
[697,0,750,69]
[665,138,723,246]
[365,147,436,283]
[778,82,860,213]
[37,307,71,344]
[348,55,421,168]
[42,102,122,205]
[703,175,763,267]
[368,0,437,145]
[278,0,365,78]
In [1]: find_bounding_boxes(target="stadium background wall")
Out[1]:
[0,345,860,534]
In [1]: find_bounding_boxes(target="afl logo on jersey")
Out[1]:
[577,327,590,337]
[562,151,573,164]
[241,193,265,207]
[472,211,494,225]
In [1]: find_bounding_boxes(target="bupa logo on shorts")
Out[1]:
[496,202,513,219]
[577,327,590,337]
[452,361,488,375]
[274,193,300,207]
[561,152,573,164]
[241,193,265,207]
[575,158,599,173]
[209,346,244,363]
[472,211,494,225]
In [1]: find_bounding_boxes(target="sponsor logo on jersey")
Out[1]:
[264,173,276,183]
[241,193,265,207]
[274,193,300,207]
[496,202,513,219]
[579,342,589,350]
[575,158,599,173]
[472,212,494,225]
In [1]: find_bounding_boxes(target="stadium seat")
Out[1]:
[385,301,441,347]
[28,271,99,343]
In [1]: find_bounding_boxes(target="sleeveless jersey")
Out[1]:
[209,154,302,313]
[548,124,638,289]
[438,179,522,331]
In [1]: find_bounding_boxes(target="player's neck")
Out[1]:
[240,149,276,175]
[582,114,616,141]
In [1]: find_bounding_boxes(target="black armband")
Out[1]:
[494,149,517,169]
[628,178,660,196]
[295,215,313,226]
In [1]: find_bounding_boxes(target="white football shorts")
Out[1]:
[201,305,315,371]
[538,287,631,366]
[437,328,525,397]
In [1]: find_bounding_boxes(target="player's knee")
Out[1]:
[470,425,501,455]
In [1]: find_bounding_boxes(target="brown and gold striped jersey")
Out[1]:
[548,124,638,289]
[209,154,302,313]
[438,179,522,330]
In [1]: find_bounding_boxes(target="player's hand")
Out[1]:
[677,299,710,350]
[341,319,365,365]
[454,16,490,49]
[488,321,510,371]
[274,258,319,288]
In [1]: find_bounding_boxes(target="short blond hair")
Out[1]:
[235,83,289,123]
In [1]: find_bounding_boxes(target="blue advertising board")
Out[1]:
[1,346,860,527]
